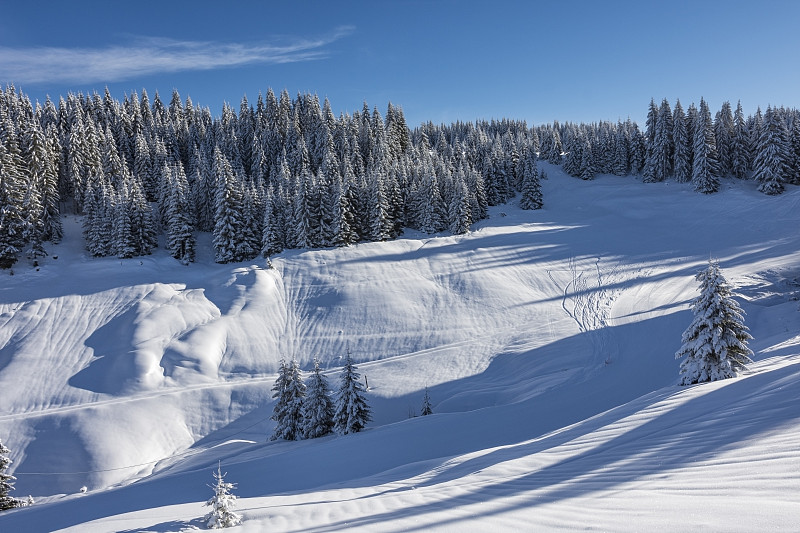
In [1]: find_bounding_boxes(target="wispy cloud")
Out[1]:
[0,26,354,85]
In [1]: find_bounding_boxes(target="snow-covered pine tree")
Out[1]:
[301,358,335,439]
[753,106,790,195]
[730,101,750,180]
[714,101,735,178]
[204,463,242,529]
[691,98,721,194]
[270,359,306,441]
[546,127,562,165]
[331,177,358,246]
[612,123,630,176]
[333,350,372,435]
[1,438,22,511]
[644,98,673,183]
[579,138,595,181]
[367,170,393,241]
[421,387,433,416]
[788,111,800,185]
[675,259,753,385]
[628,126,646,175]
[447,178,472,235]
[672,100,691,183]
[261,187,285,256]
[561,131,580,177]
[20,119,49,260]
[212,147,245,263]
[164,162,196,263]
[0,139,25,268]
[41,125,63,244]
[518,145,543,209]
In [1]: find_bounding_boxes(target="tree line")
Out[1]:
[1,84,797,269]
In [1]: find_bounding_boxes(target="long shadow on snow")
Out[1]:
[298,358,800,533]
[0,313,683,532]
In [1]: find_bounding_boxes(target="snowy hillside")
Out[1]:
[1,165,799,531]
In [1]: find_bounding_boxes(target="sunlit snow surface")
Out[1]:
[1,165,799,531]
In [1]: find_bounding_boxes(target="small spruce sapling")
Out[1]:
[675,259,753,385]
[421,387,433,416]
[204,463,242,529]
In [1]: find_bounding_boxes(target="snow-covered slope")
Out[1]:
[1,166,799,531]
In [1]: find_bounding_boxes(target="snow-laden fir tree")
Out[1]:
[672,100,691,183]
[333,350,372,435]
[271,359,306,441]
[421,387,433,416]
[753,106,790,195]
[164,162,196,263]
[301,358,335,439]
[447,178,472,235]
[691,98,721,194]
[212,147,245,263]
[518,146,542,209]
[731,101,750,180]
[1,438,22,511]
[204,463,242,529]
[644,98,673,183]
[675,259,753,385]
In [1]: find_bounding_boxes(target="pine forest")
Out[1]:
[1,86,798,269]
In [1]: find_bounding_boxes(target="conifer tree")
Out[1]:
[730,101,750,180]
[333,350,372,435]
[753,106,790,195]
[261,187,285,257]
[448,178,472,235]
[546,127,562,165]
[41,125,63,243]
[714,101,735,177]
[579,138,595,181]
[271,359,306,441]
[212,147,245,263]
[164,163,196,263]
[644,98,673,182]
[0,438,22,511]
[612,123,630,176]
[301,359,335,439]
[519,147,543,210]
[0,115,27,268]
[691,98,721,193]
[331,178,358,246]
[672,100,691,183]
[421,387,433,416]
[204,463,242,529]
[675,260,753,385]
[562,132,582,177]
[367,171,392,241]
[788,112,800,185]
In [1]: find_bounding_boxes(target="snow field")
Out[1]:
[1,165,799,531]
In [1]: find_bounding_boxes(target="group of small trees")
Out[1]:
[271,351,371,441]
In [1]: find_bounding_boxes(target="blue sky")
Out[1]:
[1,0,798,127]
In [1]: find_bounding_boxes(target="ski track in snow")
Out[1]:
[1,166,800,531]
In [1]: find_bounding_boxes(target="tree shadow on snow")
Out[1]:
[117,516,205,533]
[296,358,800,532]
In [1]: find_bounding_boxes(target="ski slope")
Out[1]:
[1,165,799,531]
